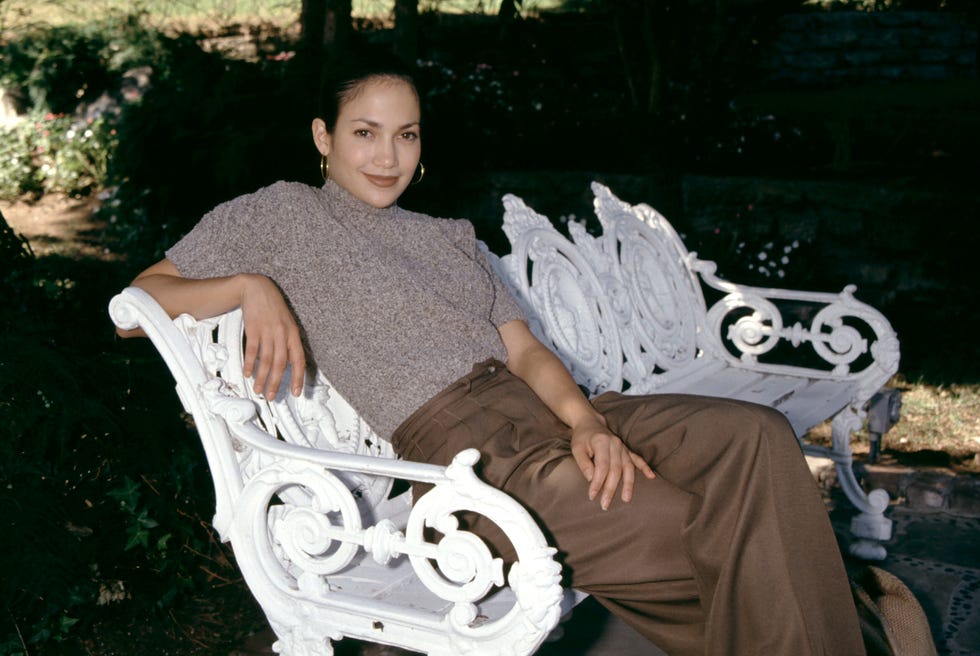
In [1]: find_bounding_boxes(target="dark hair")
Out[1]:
[317,49,419,133]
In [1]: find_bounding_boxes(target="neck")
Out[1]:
[322,179,402,217]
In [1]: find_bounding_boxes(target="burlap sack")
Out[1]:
[851,566,938,656]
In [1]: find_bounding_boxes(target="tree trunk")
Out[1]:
[300,0,353,56]
[394,0,419,64]
[325,0,353,54]
[300,0,326,51]
[499,0,521,22]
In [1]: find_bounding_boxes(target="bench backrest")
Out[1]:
[492,181,715,395]
[491,182,900,429]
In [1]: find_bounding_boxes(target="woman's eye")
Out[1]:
[401,131,419,142]
[355,129,372,138]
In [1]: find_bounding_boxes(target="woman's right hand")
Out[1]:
[125,259,306,399]
[238,274,307,399]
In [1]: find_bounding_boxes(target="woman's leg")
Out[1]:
[393,363,863,655]
[588,391,865,656]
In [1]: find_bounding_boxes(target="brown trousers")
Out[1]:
[392,360,865,656]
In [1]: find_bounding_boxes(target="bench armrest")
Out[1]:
[109,286,565,655]
[692,257,901,393]
[205,380,565,655]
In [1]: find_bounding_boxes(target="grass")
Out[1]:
[807,377,980,473]
[0,0,571,35]
[0,0,299,34]
[886,379,980,470]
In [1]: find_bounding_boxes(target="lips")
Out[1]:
[364,173,399,188]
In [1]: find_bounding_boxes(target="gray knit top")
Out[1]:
[166,179,525,439]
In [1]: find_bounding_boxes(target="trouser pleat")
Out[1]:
[391,360,864,656]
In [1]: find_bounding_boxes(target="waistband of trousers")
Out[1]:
[390,358,507,458]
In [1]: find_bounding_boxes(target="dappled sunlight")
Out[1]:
[1,0,977,653]
[807,380,980,473]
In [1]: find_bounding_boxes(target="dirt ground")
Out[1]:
[1,193,114,260]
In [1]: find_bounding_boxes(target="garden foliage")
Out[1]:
[1,3,976,651]
[0,17,254,653]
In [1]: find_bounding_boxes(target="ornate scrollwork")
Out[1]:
[720,294,784,359]
[618,226,700,373]
[401,450,564,649]
[224,447,563,655]
[810,307,868,372]
[493,183,902,563]
[501,194,622,394]
[705,283,885,376]
[499,184,712,394]
[263,466,363,576]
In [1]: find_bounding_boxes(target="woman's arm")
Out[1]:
[119,258,306,399]
[498,320,654,510]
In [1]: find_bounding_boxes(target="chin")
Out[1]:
[365,185,408,208]
[357,193,394,209]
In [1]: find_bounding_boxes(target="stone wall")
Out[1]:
[418,170,975,307]
[679,175,978,302]
[757,11,977,87]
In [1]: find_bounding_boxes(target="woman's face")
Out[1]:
[312,78,421,209]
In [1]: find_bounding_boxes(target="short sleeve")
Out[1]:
[440,216,525,328]
[475,240,526,328]
[165,182,292,279]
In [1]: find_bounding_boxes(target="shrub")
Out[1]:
[102,35,314,261]
[0,112,119,199]
[0,15,165,116]
[0,15,164,200]
[0,211,235,654]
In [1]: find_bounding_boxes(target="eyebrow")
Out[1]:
[350,118,420,130]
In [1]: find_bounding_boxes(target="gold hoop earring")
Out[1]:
[320,154,329,181]
[412,162,425,185]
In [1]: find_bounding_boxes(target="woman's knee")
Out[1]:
[712,400,801,464]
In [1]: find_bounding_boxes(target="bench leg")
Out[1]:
[269,620,337,656]
[830,410,893,561]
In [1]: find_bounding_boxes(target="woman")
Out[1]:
[121,56,865,655]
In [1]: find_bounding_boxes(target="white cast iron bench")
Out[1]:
[108,182,900,656]
[495,183,900,563]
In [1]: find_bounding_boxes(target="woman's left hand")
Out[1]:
[570,417,656,511]
[498,319,655,509]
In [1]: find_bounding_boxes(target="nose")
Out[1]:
[373,138,396,169]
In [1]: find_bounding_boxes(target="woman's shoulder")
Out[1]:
[210,181,325,224]
[400,208,477,246]
[400,206,474,232]
[253,180,322,205]
[208,180,317,212]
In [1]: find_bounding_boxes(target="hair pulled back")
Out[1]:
[317,49,419,133]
